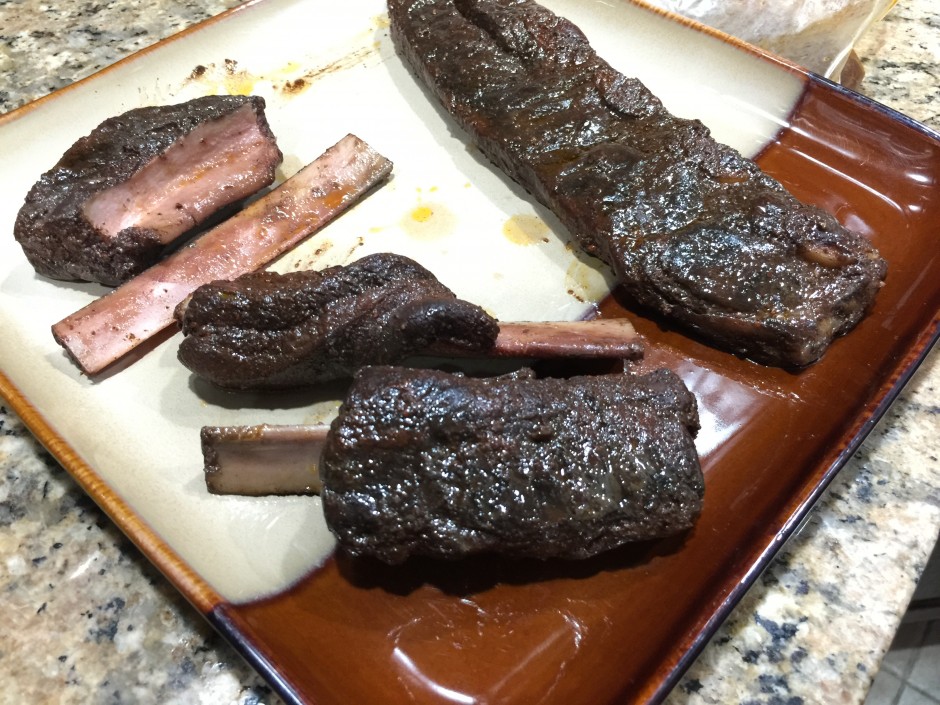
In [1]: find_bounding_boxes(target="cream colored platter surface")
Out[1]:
[0,0,802,603]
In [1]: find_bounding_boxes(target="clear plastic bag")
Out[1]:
[642,0,897,80]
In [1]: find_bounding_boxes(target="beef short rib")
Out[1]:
[53,134,392,376]
[176,253,500,389]
[15,95,282,285]
[388,0,887,366]
[321,366,703,563]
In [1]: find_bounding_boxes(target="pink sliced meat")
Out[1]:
[15,96,283,285]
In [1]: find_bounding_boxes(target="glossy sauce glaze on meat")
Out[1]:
[176,253,499,389]
[321,366,703,563]
[388,0,887,366]
[15,95,282,285]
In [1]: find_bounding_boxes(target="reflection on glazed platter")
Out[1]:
[0,0,805,602]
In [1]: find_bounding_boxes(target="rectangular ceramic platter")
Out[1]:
[1,0,938,703]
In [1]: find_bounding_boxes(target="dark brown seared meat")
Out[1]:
[14,95,282,285]
[388,0,887,367]
[176,253,500,389]
[321,366,703,563]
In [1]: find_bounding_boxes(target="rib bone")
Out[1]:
[470,318,643,359]
[202,424,327,496]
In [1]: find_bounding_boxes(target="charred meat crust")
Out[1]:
[14,95,282,285]
[388,0,887,367]
[321,365,703,563]
[176,253,500,389]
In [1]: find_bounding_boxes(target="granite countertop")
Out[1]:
[0,1,937,703]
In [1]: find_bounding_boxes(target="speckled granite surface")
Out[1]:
[0,1,937,703]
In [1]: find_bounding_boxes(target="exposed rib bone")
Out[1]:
[202,424,327,496]
[469,318,643,359]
